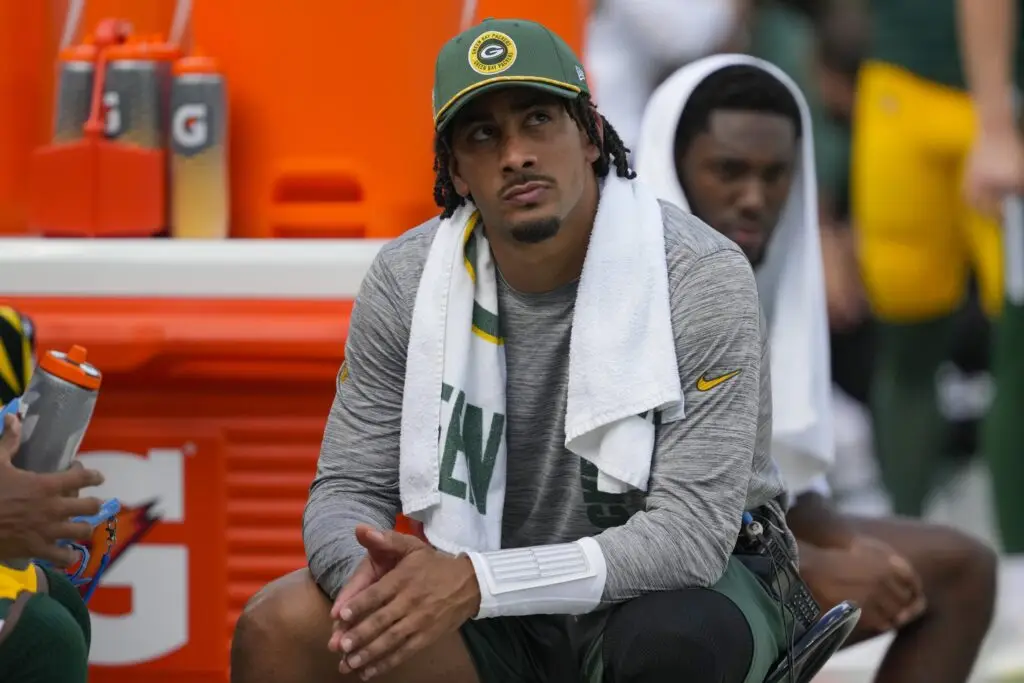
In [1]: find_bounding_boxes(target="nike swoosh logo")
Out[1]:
[696,369,742,392]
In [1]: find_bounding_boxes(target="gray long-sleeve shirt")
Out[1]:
[304,200,789,606]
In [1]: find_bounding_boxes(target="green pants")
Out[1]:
[0,567,92,683]
[871,309,1024,551]
[460,556,791,683]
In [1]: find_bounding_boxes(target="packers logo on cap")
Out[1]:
[468,31,517,75]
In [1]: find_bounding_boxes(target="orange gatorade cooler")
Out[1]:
[169,55,229,239]
[0,237,386,683]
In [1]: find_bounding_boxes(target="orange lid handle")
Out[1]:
[83,47,111,139]
[38,345,102,391]
[93,18,132,48]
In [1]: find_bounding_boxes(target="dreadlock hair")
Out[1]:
[432,93,635,219]
[674,65,802,163]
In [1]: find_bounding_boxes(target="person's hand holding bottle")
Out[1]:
[0,409,105,566]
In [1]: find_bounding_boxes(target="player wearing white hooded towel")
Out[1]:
[636,55,997,683]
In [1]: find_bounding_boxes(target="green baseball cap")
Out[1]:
[432,18,590,132]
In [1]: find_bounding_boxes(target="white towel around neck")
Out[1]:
[635,54,834,495]
[400,173,683,554]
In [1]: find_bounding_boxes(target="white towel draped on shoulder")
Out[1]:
[400,174,684,554]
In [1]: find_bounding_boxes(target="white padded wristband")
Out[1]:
[466,537,607,619]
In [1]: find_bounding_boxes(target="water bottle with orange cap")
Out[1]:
[102,36,181,149]
[12,344,102,476]
[53,42,99,143]
[170,52,229,238]
[52,18,132,143]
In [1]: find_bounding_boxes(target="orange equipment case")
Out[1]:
[0,238,384,682]
[2,1,592,237]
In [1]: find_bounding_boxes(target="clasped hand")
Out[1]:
[805,535,926,635]
[328,524,481,680]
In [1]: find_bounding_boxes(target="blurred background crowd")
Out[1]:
[585,0,981,533]
[585,0,1022,679]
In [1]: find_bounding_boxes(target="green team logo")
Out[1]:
[438,383,506,514]
[468,31,517,75]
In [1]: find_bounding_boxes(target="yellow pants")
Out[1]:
[852,61,1004,321]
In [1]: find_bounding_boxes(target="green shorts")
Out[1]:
[460,556,792,683]
[0,567,91,683]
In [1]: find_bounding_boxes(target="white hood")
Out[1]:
[635,54,834,495]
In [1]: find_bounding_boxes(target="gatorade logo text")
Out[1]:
[78,448,188,665]
[172,103,209,149]
[468,31,517,75]
[103,91,122,138]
